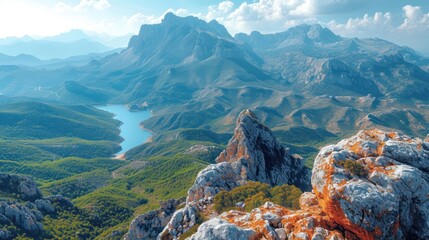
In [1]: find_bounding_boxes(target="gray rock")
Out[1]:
[159,110,311,239]
[0,201,44,235]
[0,174,42,200]
[188,218,257,240]
[312,129,429,240]
[124,199,182,240]
[35,199,55,214]
[216,109,311,191]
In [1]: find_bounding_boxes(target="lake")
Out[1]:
[97,105,152,154]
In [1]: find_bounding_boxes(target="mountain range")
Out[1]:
[0,12,429,240]
[0,30,130,60]
[0,13,428,140]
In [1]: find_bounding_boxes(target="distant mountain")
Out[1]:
[0,38,112,60]
[0,49,122,69]
[0,14,428,138]
[41,29,131,49]
[0,53,43,66]
[235,24,429,99]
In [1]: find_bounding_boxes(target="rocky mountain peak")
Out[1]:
[124,13,260,69]
[235,24,341,50]
[216,109,311,190]
[160,13,231,39]
[155,110,311,239]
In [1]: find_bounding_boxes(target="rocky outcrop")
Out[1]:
[216,109,311,191]
[0,173,73,239]
[198,193,347,240]
[35,195,73,214]
[181,129,429,239]
[158,110,310,239]
[188,218,258,240]
[312,129,429,240]
[124,199,183,240]
[0,174,42,201]
[0,201,44,235]
[186,162,241,204]
[0,195,74,239]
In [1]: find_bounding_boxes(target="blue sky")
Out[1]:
[1,0,428,53]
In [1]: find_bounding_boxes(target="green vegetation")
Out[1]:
[273,127,340,168]
[0,102,121,141]
[338,160,368,177]
[126,138,224,161]
[41,170,112,199]
[213,181,302,213]
[175,129,232,145]
[0,102,122,162]
[0,158,125,182]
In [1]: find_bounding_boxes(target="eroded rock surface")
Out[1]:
[158,110,310,239]
[186,129,429,240]
[188,218,258,240]
[216,109,311,191]
[124,199,183,240]
[312,129,429,240]
[208,194,347,240]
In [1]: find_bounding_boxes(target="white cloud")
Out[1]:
[206,1,234,20]
[399,5,429,30]
[124,9,191,35]
[56,0,111,12]
[202,0,370,34]
[291,0,369,16]
[328,12,394,35]
[205,0,306,34]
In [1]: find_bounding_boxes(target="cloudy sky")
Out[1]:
[1,0,428,54]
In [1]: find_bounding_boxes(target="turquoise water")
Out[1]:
[97,105,151,154]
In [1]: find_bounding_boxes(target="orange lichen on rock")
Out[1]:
[313,155,375,240]
[219,193,348,240]
[311,129,429,240]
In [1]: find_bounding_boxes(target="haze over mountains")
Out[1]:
[0,29,130,60]
[1,13,426,138]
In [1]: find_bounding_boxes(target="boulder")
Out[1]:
[312,129,429,239]
[188,218,258,240]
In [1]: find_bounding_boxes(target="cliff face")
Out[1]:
[216,109,311,191]
[154,110,310,239]
[187,129,429,240]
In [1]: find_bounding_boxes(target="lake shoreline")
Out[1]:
[96,104,152,155]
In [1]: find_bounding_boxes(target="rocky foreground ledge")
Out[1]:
[125,110,428,240]
[189,129,429,240]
